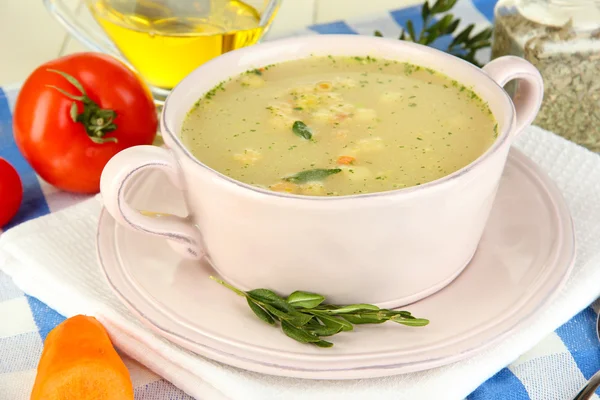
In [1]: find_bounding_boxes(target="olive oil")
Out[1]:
[88,0,268,90]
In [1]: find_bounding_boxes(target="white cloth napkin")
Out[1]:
[2,125,600,400]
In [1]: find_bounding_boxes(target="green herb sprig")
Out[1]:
[211,276,429,347]
[374,0,492,67]
[283,168,341,184]
[292,120,313,140]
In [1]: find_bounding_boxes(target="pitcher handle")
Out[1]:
[482,56,544,138]
[100,145,205,260]
[43,0,123,60]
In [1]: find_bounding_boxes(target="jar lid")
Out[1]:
[517,0,600,31]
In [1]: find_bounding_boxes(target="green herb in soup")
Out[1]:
[292,121,313,140]
[181,56,497,196]
[284,168,342,184]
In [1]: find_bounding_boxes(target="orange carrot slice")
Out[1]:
[316,81,332,91]
[30,315,133,400]
[337,156,356,165]
[270,181,299,193]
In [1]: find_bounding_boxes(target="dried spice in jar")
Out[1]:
[491,0,600,151]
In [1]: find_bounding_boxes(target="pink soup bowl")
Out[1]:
[100,35,543,308]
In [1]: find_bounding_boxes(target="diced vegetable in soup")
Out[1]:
[181,56,497,196]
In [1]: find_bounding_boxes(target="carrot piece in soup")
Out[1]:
[337,155,356,165]
[30,315,133,400]
[334,112,351,122]
[270,181,300,193]
[316,81,332,91]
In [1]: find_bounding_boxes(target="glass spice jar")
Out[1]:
[491,0,600,151]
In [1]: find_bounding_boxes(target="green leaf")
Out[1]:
[69,102,78,122]
[314,340,334,348]
[281,321,321,344]
[430,0,445,13]
[446,18,460,36]
[391,316,430,326]
[376,310,414,318]
[47,68,87,95]
[88,136,118,144]
[313,304,338,311]
[468,27,493,44]
[450,24,474,47]
[260,303,294,321]
[424,14,455,42]
[424,16,443,34]
[341,313,387,325]
[341,310,389,325]
[246,289,292,312]
[247,288,284,302]
[314,313,353,332]
[306,318,324,327]
[405,20,417,41]
[45,85,85,102]
[469,41,492,51]
[399,30,407,40]
[292,121,312,139]
[258,303,313,326]
[283,168,342,184]
[431,0,458,14]
[247,299,275,325]
[325,304,380,314]
[438,14,457,34]
[291,313,314,326]
[421,1,430,21]
[305,324,343,337]
[287,291,325,309]
[374,30,383,37]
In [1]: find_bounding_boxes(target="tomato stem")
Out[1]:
[46,69,118,144]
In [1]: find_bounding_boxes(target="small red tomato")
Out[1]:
[13,53,157,194]
[0,158,23,228]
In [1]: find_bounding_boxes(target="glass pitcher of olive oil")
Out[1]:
[44,0,281,100]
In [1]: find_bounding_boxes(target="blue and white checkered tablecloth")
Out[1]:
[1,1,600,399]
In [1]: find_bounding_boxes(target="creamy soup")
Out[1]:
[181,56,497,196]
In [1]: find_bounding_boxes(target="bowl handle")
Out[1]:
[100,146,204,260]
[482,56,544,138]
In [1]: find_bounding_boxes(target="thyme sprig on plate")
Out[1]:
[374,0,493,67]
[211,276,429,347]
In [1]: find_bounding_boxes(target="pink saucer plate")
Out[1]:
[97,148,575,379]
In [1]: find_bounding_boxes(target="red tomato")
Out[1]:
[0,158,23,228]
[13,53,157,194]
